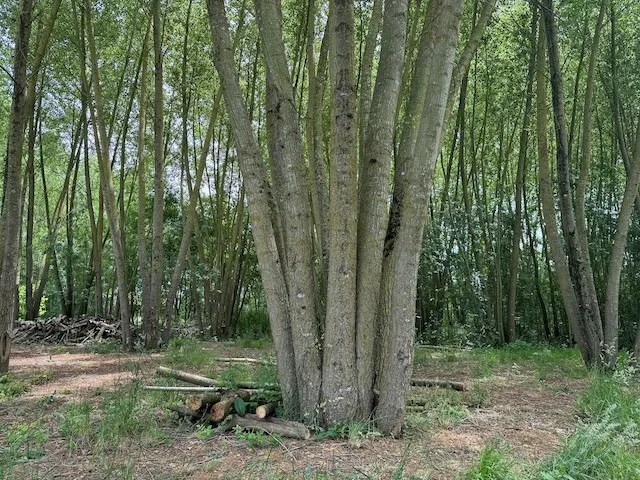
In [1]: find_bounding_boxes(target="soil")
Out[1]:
[0,344,586,479]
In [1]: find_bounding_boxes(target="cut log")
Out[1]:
[210,390,252,422]
[410,378,466,391]
[167,405,203,421]
[156,366,280,390]
[230,413,311,440]
[187,393,222,411]
[255,403,276,419]
[213,357,275,366]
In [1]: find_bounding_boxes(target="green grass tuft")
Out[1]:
[166,337,211,367]
[463,442,518,480]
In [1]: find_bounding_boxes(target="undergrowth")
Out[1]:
[57,380,167,453]
[462,366,640,480]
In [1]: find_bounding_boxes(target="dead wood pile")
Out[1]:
[13,315,120,344]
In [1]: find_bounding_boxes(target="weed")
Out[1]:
[2,422,48,463]
[88,339,123,354]
[535,417,640,479]
[405,389,469,432]
[465,381,490,408]
[463,442,518,480]
[58,401,94,451]
[233,425,281,448]
[99,458,135,480]
[576,374,640,430]
[96,380,161,451]
[0,374,29,400]
[196,424,216,440]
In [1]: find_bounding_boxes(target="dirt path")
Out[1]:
[8,346,161,398]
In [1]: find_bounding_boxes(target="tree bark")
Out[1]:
[506,7,537,343]
[355,0,408,419]
[541,0,603,366]
[321,0,360,425]
[207,0,300,418]
[376,0,463,436]
[0,0,33,373]
[83,0,133,348]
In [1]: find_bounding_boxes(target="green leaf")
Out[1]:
[234,397,246,417]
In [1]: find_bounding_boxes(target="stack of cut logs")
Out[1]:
[149,366,311,440]
[13,315,120,344]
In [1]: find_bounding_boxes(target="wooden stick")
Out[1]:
[214,357,275,366]
[231,413,311,440]
[143,386,226,393]
[410,378,466,391]
[156,366,280,390]
[256,403,276,419]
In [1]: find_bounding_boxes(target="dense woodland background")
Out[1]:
[0,0,639,377]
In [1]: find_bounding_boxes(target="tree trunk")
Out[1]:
[376,0,463,436]
[506,7,537,343]
[83,0,133,348]
[0,0,33,373]
[207,0,300,417]
[541,0,603,366]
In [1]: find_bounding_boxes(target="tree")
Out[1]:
[207,0,464,434]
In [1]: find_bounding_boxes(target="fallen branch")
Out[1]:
[156,366,280,391]
[214,357,275,366]
[143,386,226,393]
[410,378,466,391]
[230,413,311,440]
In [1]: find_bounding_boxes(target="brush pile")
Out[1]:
[13,315,120,344]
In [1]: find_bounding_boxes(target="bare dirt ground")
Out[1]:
[0,343,586,479]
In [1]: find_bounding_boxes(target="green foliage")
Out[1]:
[17,285,47,318]
[234,396,247,417]
[0,374,29,401]
[233,425,282,449]
[236,309,272,348]
[57,401,94,451]
[1,422,48,466]
[166,337,211,367]
[463,442,518,480]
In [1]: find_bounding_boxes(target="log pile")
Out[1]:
[151,366,310,440]
[13,315,120,344]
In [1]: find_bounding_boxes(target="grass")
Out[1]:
[463,367,640,480]
[0,374,29,401]
[462,441,518,480]
[57,380,167,453]
[0,421,49,479]
[166,336,212,367]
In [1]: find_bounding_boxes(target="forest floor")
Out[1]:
[0,340,589,479]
